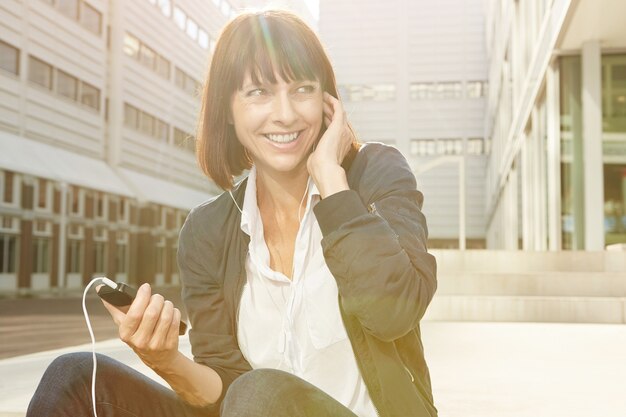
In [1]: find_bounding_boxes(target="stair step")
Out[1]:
[424,295,626,324]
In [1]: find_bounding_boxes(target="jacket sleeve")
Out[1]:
[312,145,437,342]
[177,207,252,414]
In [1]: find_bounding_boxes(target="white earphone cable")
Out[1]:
[82,277,107,417]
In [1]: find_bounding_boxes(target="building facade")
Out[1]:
[484,0,626,250]
[319,0,489,249]
[0,0,244,293]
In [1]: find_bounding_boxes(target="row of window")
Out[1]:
[173,128,196,154]
[123,33,171,80]
[339,84,396,102]
[336,81,489,102]
[410,81,488,100]
[0,172,131,223]
[175,67,202,97]
[41,0,102,36]
[410,137,489,156]
[144,0,232,51]
[124,103,170,143]
[27,54,101,110]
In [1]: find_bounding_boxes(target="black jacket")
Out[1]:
[178,143,438,417]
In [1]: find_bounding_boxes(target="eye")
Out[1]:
[246,88,267,97]
[296,84,316,94]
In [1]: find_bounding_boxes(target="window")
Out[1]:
[57,70,78,100]
[124,103,139,128]
[139,44,156,70]
[173,6,186,31]
[410,139,437,156]
[69,185,85,216]
[118,199,129,223]
[0,232,18,274]
[437,138,463,155]
[35,178,52,211]
[175,67,185,89]
[140,112,154,136]
[33,238,51,273]
[157,55,170,79]
[198,30,209,50]
[467,138,485,155]
[116,231,129,273]
[93,226,107,274]
[123,34,140,58]
[437,82,463,99]
[174,128,195,153]
[28,56,53,89]
[155,236,166,274]
[0,40,19,75]
[80,2,102,35]
[57,0,79,20]
[155,119,169,142]
[1,171,18,205]
[220,1,231,16]
[66,237,83,274]
[157,0,172,17]
[94,191,107,219]
[340,84,396,102]
[80,81,100,110]
[467,81,488,98]
[409,83,434,99]
[186,19,198,41]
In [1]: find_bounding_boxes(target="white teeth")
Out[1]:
[265,132,299,143]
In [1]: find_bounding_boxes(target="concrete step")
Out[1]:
[424,295,626,324]
[437,272,626,297]
[430,249,626,273]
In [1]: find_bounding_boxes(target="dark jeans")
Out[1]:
[27,352,359,417]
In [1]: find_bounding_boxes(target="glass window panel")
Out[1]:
[80,2,102,35]
[158,0,171,17]
[80,82,100,110]
[37,179,48,209]
[467,81,484,98]
[173,7,186,31]
[186,19,198,41]
[467,138,484,155]
[28,56,53,89]
[56,70,78,101]
[198,30,209,50]
[220,1,230,16]
[3,172,14,203]
[139,44,156,70]
[157,55,170,79]
[33,238,50,273]
[124,103,138,128]
[57,0,78,20]
[140,112,154,136]
[123,34,140,58]
[0,40,19,75]
[156,120,169,142]
[175,67,185,89]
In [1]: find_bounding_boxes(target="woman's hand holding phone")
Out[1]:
[99,282,182,371]
[307,92,352,198]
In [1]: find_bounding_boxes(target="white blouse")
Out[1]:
[236,167,378,417]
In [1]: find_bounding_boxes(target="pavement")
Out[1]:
[1,321,625,417]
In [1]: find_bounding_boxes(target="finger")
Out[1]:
[133,293,165,346]
[151,300,175,349]
[165,308,182,349]
[120,283,152,337]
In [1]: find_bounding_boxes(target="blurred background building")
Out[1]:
[1,0,625,296]
[0,0,245,293]
[484,0,626,251]
[319,0,489,250]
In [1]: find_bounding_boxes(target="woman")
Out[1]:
[27,10,438,417]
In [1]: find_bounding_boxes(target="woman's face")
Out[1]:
[230,71,324,176]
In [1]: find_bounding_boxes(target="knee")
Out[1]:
[222,369,297,416]
[43,352,94,386]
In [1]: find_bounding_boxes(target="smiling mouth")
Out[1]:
[264,131,301,144]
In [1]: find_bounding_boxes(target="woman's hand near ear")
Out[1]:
[307,92,353,198]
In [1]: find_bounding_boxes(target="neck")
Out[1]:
[255,166,309,218]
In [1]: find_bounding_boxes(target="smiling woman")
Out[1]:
[26,9,438,417]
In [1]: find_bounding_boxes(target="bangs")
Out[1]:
[230,14,321,90]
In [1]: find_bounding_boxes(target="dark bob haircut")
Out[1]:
[195,9,359,190]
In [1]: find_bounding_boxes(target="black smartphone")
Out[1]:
[97,280,187,335]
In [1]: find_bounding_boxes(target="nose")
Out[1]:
[272,93,298,126]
